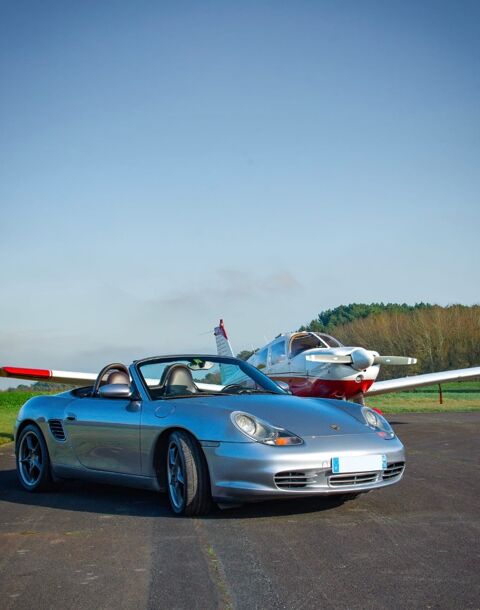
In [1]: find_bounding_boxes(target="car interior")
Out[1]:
[148,364,199,399]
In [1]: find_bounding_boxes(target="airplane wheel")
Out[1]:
[166,431,212,516]
[16,424,55,492]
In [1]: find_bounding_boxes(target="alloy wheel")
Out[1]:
[18,431,43,487]
[167,441,186,511]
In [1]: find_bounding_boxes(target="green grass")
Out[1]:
[0,391,48,446]
[368,392,480,413]
[402,380,480,393]
[367,381,480,413]
[1,382,479,446]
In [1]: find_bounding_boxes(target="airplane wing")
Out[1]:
[0,366,97,385]
[366,366,480,396]
[0,365,227,390]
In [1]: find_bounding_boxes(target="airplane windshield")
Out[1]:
[314,333,344,348]
[136,356,286,400]
[289,332,343,357]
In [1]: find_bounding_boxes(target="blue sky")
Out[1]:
[1,0,479,383]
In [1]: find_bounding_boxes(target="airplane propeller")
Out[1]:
[373,355,417,366]
[306,348,417,371]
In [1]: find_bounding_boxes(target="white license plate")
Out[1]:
[332,455,387,474]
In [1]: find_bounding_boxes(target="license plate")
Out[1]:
[332,455,387,474]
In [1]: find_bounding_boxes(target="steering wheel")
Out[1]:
[221,384,249,394]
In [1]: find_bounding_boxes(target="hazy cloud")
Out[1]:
[144,269,301,312]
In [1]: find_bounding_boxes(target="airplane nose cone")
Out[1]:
[350,348,375,371]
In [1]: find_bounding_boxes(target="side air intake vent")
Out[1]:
[382,461,405,480]
[274,471,315,489]
[48,419,66,441]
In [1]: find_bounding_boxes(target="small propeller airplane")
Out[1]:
[214,320,480,404]
[1,320,479,406]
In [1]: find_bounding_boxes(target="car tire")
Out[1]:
[16,424,55,492]
[166,430,211,516]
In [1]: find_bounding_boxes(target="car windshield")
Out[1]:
[136,356,286,400]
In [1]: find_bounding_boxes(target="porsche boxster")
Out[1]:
[14,355,405,515]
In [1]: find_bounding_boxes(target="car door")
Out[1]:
[64,394,142,475]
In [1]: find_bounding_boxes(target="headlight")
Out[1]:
[362,407,395,438]
[231,411,303,446]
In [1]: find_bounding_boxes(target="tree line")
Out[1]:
[299,302,433,333]
[306,304,480,379]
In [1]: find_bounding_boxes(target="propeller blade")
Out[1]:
[306,351,417,367]
[306,354,352,364]
[373,355,417,366]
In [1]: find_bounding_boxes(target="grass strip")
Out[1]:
[1,384,479,446]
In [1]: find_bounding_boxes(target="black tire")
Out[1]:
[16,424,55,492]
[166,430,212,516]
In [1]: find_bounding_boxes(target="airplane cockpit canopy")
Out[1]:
[316,333,344,348]
[289,332,344,358]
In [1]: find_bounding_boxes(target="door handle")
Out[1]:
[127,401,141,413]
[66,413,77,421]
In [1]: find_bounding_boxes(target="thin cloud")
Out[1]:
[215,268,301,299]
[143,269,301,312]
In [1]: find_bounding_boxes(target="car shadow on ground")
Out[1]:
[0,467,350,520]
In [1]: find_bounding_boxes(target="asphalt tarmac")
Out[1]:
[0,412,478,610]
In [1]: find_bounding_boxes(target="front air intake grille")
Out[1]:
[382,461,405,480]
[329,472,378,487]
[48,419,66,441]
[274,471,315,489]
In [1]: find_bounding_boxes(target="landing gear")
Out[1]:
[351,392,366,405]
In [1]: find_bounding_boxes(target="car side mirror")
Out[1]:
[275,380,292,394]
[98,383,134,399]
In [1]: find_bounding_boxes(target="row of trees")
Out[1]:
[299,302,433,333]
[319,304,480,379]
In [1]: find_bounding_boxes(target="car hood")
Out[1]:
[189,394,372,437]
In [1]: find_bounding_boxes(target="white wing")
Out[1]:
[0,366,225,392]
[0,366,97,385]
[366,366,480,396]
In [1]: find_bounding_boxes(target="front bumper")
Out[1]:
[202,433,405,502]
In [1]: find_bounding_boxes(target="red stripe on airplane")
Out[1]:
[2,367,52,378]
[271,376,374,399]
[219,319,228,340]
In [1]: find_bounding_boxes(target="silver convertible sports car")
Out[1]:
[13,355,405,515]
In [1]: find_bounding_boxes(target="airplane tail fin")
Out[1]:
[214,319,235,358]
[214,319,238,384]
